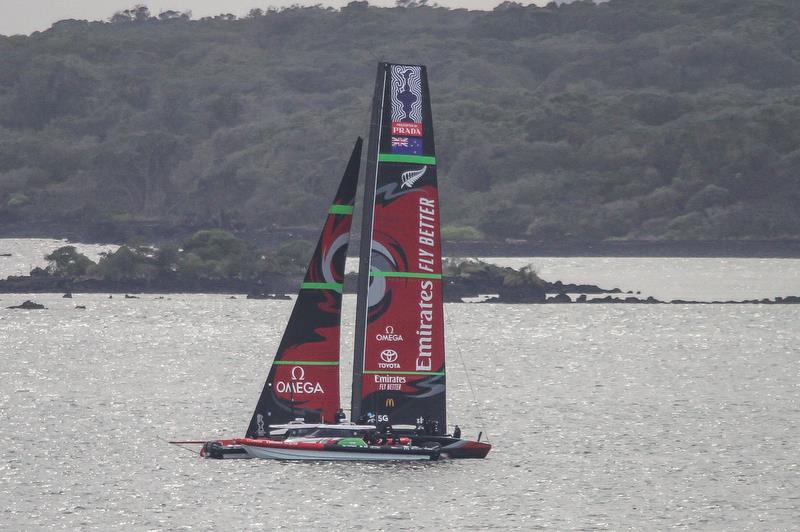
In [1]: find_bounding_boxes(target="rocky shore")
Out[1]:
[3,262,798,305]
[4,220,800,258]
[0,273,296,296]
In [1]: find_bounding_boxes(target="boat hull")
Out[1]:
[238,438,438,461]
[439,439,492,459]
[200,440,250,459]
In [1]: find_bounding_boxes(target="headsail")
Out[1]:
[245,138,362,437]
[352,64,446,434]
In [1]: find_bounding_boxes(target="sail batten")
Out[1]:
[245,138,362,438]
[351,63,447,434]
[369,271,442,279]
[377,154,437,165]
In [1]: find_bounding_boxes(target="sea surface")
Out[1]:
[1,239,799,529]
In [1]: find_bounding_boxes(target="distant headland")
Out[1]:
[2,230,799,304]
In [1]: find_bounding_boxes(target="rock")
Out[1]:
[547,293,572,303]
[0,253,11,257]
[497,282,546,303]
[228,296,237,299]
[75,305,86,310]
[63,292,73,298]
[8,300,46,309]
[124,294,139,299]
[576,294,587,303]
[545,280,621,294]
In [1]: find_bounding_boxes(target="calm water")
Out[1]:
[1,240,799,529]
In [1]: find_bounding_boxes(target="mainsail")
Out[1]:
[245,138,362,437]
[352,64,446,433]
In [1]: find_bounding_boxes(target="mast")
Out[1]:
[351,63,446,434]
[245,138,362,438]
[351,64,388,421]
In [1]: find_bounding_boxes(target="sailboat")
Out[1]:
[198,63,491,461]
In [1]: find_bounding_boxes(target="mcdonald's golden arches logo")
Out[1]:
[385,398,395,408]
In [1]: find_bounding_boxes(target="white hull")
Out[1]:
[242,445,434,461]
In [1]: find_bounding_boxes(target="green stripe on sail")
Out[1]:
[300,282,343,290]
[363,370,445,376]
[369,271,442,279]
[273,360,339,366]
[328,205,353,215]
[378,154,437,165]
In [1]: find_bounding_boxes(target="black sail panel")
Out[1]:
[352,64,446,434]
[245,138,362,437]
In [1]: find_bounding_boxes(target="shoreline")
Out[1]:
[3,293,799,306]
[2,277,799,306]
[444,239,800,258]
[2,224,800,258]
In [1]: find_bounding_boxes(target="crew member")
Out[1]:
[334,408,346,424]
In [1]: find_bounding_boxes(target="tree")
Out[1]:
[45,246,94,277]
[2,0,800,242]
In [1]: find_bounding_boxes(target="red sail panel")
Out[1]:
[245,138,361,437]
[355,64,446,432]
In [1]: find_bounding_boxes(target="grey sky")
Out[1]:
[0,0,552,36]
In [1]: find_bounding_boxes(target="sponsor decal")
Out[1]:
[416,280,435,371]
[378,348,401,369]
[391,65,423,123]
[375,374,405,391]
[275,365,324,394]
[376,325,404,342]
[401,166,427,189]
[385,398,396,408]
[417,196,436,271]
[391,121,423,137]
[391,136,423,155]
[380,349,398,363]
[416,194,438,371]
[256,414,266,437]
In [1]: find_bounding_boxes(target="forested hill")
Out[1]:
[1,0,799,243]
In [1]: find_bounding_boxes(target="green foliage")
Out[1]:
[34,230,308,282]
[92,245,159,281]
[44,245,94,276]
[443,257,542,286]
[6,192,30,208]
[2,0,800,240]
[273,239,314,267]
[178,229,264,279]
[441,224,484,241]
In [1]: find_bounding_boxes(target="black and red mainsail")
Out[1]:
[245,139,362,437]
[351,64,446,433]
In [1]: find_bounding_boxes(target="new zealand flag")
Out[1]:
[391,136,423,155]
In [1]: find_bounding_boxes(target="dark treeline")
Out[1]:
[1,0,799,242]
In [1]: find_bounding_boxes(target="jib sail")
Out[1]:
[245,138,362,437]
[351,64,446,434]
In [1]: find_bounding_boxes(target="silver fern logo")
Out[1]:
[400,166,427,189]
